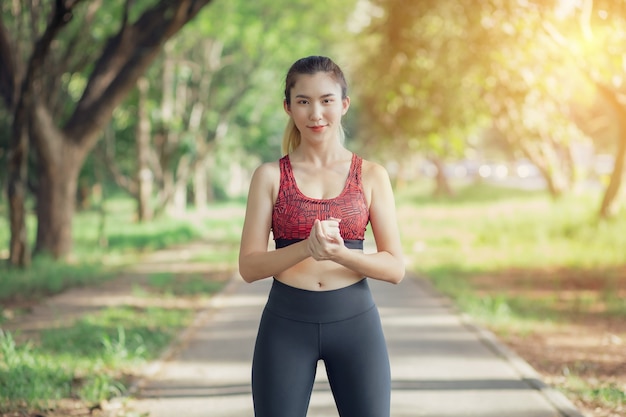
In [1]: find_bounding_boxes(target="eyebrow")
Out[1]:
[294,93,337,99]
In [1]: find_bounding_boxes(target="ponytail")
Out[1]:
[281,119,301,156]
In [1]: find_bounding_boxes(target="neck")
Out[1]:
[291,144,351,166]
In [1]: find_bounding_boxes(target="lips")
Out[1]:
[309,125,326,132]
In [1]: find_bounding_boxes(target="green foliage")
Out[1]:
[353,0,490,157]
[73,197,207,255]
[93,0,362,210]
[399,180,626,410]
[400,179,626,320]
[39,307,187,362]
[0,332,73,411]
[0,192,241,413]
[563,376,625,411]
[401,181,626,273]
[105,222,198,252]
[0,306,191,412]
[145,272,224,296]
[0,197,244,305]
[349,0,626,212]
[0,257,113,304]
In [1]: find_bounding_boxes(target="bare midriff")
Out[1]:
[274,249,364,291]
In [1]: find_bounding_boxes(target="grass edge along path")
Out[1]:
[399,181,626,417]
[0,202,244,416]
[0,263,234,416]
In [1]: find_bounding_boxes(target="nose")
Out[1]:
[309,103,322,121]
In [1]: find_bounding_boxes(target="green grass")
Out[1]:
[0,196,244,413]
[0,198,245,304]
[2,181,624,412]
[399,183,626,318]
[396,179,626,411]
[72,198,209,258]
[145,272,226,296]
[0,257,114,306]
[562,377,625,411]
[400,183,625,271]
[0,306,192,412]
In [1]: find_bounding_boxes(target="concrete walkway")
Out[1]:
[127,275,585,417]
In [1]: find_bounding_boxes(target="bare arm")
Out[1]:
[238,163,311,282]
[308,162,405,284]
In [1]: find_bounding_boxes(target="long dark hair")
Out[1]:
[281,56,349,155]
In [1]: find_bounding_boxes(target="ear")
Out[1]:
[283,99,291,115]
[341,96,351,115]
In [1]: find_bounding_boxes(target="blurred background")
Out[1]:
[0,1,624,416]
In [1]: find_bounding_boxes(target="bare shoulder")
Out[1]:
[361,158,391,185]
[255,160,279,174]
[248,160,281,202]
[251,160,280,184]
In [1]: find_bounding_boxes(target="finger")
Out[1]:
[321,219,339,232]
[326,226,340,241]
[309,219,321,240]
[315,219,327,239]
[324,220,341,241]
[311,222,329,251]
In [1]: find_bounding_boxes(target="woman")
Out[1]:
[238,55,405,417]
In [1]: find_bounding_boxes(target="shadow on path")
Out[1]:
[127,275,585,417]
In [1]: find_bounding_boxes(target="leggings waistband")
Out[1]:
[275,238,364,250]
[265,278,375,323]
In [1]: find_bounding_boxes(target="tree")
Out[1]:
[351,0,600,200]
[480,0,592,198]
[538,0,626,217]
[351,0,491,194]
[100,0,360,217]
[0,0,213,265]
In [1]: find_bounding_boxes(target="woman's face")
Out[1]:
[284,72,350,144]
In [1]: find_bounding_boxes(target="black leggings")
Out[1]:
[252,278,390,417]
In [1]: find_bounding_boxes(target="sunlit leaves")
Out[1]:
[548,0,626,88]
[353,0,488,158]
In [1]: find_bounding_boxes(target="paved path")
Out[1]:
[127,275,585,417]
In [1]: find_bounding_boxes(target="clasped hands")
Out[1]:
[307,218,344,261]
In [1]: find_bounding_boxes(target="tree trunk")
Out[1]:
[205,153,216,203]
[519,141,565,199]
[136,77,153,222]
[193,158,209,211]
[431,157,453,197]
[2,1,216,261]
[170,154,191,215]
[7,123,30,267]
[599,128,626,218]
[34,143,83,258]
[597,84,626,219]
[4,0,76,267]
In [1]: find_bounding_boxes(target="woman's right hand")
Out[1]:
[308,218,344,261]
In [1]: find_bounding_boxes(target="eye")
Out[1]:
[297,99,309,105]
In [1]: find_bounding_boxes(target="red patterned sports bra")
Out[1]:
[272,153,369,250]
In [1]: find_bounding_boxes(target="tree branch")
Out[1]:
[0,20,15,109]
[65,0,213,147]
[99,131,138,196]
[47,1,103,117]
[24,0,87,167]
[122,0,132,28]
